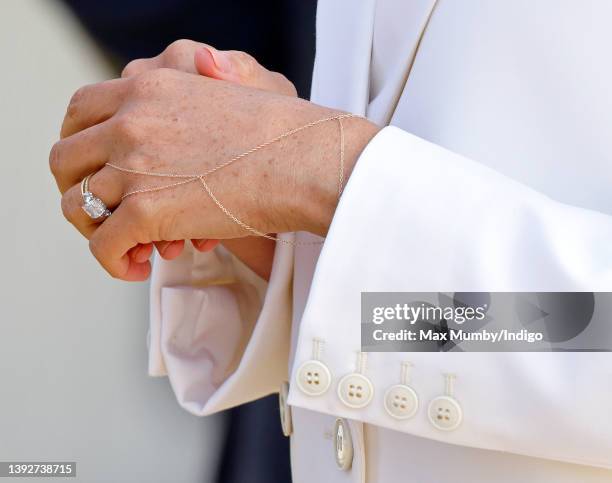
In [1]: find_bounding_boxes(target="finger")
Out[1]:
[123,40,202,78]
[154,240,185,260]
[194,47,297,97]
[89,201,151,281]
[192,239,220,252]
[61,165,124,239]
[128,243,154,263]
[61,78,129,139]
[50,121,112,194]
[121,57,159,78]
[159,39,201,74]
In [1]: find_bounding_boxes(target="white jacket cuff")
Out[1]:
[288,126,612,469]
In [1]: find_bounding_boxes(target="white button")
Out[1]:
[295,360,331,396]
[428,395,463,431]
[384,384,419,420]
[278,382,292,437]
[337,373,374,408]
[334,418,353,470]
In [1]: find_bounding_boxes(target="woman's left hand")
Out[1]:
[50,68,378,281]
[120,41,300,280]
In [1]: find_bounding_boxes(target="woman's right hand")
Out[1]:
[121,39,296,97]
[121,40,297,280]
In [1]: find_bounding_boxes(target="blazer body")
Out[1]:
[148,1,612,481]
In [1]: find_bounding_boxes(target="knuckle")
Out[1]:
[67,86,87,118]
[231,50,257,76]
[88,237,117,280]
[49,142,63,175]
[121,59,142,78]
[164,39,194,59]
[88,237,104,264]
[60,191,76,221]
[271,72,297,97]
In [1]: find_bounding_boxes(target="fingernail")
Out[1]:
[205,47,232,73]
[158,241,171,255]
[193,239,207,250]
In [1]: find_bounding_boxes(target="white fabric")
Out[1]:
[288,127,612,474]
[149,238,293,414]
[149,0,612,481]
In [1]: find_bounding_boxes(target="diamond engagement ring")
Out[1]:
[81,174,111,220]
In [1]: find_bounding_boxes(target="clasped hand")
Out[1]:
[50,41,377,281]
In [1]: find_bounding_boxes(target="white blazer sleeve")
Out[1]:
[148,237,294,416]
[288,126,612,469]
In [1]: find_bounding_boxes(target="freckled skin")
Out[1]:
[51,43,379,281]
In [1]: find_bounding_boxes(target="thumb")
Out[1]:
[194,46,297,96]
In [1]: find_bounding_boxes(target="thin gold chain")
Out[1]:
[198,177,300,245]
[106,113,355,246]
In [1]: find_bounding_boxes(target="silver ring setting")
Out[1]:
[81,174,111,220]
